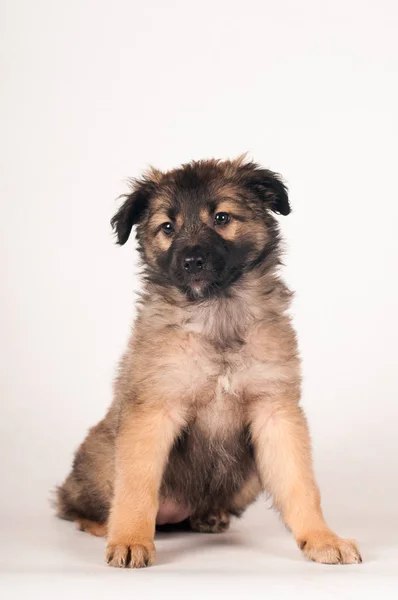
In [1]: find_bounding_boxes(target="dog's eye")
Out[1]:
[161,222,174,235]
[161,222,175,236]
[214,212,230,226]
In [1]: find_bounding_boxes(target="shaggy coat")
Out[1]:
[56,157,361,568]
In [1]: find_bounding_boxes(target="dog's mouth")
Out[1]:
[190,279,207,293]
[184,275,216,299]
[187,278,210,296]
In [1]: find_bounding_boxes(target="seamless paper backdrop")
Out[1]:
[1,1,397,598]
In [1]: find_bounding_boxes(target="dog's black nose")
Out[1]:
[182,247,204,274]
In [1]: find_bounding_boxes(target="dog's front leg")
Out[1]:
[250,395,362,564]
[106,402,185,568]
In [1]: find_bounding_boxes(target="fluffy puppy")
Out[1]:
[56,156,361,568]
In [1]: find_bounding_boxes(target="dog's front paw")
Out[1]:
[106,540,156,568]
[298,531,362,565]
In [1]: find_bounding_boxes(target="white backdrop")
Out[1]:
[1,1,397,598]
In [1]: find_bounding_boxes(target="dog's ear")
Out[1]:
[238,161,291,216]
[111,172,160,245]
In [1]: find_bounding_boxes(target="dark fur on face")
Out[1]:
[111,157,290,299]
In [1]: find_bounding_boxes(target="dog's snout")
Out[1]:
[182,247,205,274]
[183,256,203,273]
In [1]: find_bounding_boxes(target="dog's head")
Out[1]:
[111,157,290,300]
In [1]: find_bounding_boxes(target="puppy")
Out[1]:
[56,156,361,568]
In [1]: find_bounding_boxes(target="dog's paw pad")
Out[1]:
[190,510,230,533]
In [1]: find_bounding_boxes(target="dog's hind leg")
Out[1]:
[189,509,230,533]
[77,519,108,537]
[56,417,115,528]
[228,472,262,516]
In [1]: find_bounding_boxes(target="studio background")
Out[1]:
[1,1,397,598]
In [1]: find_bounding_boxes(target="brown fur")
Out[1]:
[56,157,361,568]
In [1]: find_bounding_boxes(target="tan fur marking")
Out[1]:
[200,199,250,238]
[77,519,107,537]
[151,194,172,212]
[250,397,361,564]
[157,232,173,252]
[215,200,248,218]
[148,212,171,230]
[215,219,240,241]
[106,403,186,568]
[146,212,175,254]
[200,207,210,224]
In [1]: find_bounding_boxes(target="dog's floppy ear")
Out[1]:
[111,173,159,245]
[238,161,291,216]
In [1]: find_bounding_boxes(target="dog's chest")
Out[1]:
[195,368,240,436]
[182,322,251,431]
[180,303,273,434]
